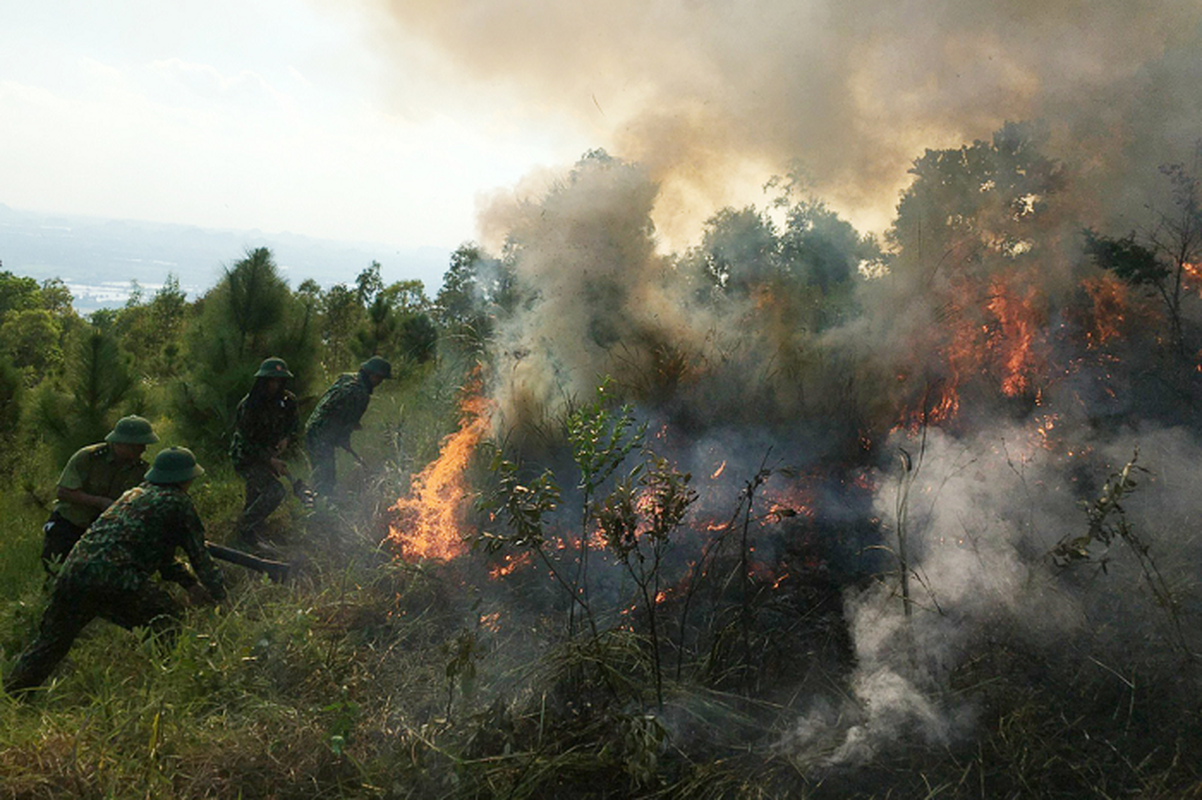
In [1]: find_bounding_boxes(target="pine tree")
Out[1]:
[29,325,142,465]
[172,248,318,455]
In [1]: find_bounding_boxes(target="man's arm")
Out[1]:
[176,504,227,602]
[55,485,115,511]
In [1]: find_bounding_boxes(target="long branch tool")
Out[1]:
[205,541,290,583]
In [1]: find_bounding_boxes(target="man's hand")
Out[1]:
[270,457,288,476]
[57,486,115,511]
[186,583,213,606]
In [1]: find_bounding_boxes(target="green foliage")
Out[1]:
[0,351,22,438]
[316,282,364,373]
[697,206,780,293]
[348,269,437,366]
[435,243,516,351]
[0,308,63,378]
[28,325,144,465]
[350,291,397,360]
[888,119,1066,277]
[397,311,438,364]
[1083,229,1167,287]
[173,248,318,455]
[380,279,430,315]
[443,626,482,718]
[596,455,697,708]
[355,260,384,307]
[0,270,42,318]
[111,274,189,378]
[476,455,561,551]
[597,456,695,562]
[566,381,646,498]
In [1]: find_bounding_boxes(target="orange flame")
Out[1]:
[1081,275,1129,348]
[1184,263,1202,296]
[489,551,533,579]
[388,390,492,562]
[986,275,1044,397]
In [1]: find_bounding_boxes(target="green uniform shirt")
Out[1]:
[53,443,150,528]
[61,482,227,601]
[230,389,299,469]
[305,371,373,449]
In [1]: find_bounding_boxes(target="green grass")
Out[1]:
[3,360,1202,798]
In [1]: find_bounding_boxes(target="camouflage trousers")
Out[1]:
[305,433,337,498]
[3,578,179,694]
[235,461,287,544]
[40,512,87,575]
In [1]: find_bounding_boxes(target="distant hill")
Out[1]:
[0,203,451,312]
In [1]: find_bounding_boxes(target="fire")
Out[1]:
[1184,262,1202,296]
[985,275,1044,397]
[489,551,533,579]
[388,390,492,562]
[895,270,1049,431]
[1081,275,1129,347]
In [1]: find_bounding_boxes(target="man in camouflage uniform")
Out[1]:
[304,356,391,496]
[231,357,300,548]
[4,447,226,694]
[42,415,159,573]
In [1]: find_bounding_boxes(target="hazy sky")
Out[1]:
[5,0,1202,268]
[0,0,584,253]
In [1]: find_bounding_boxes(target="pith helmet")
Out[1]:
[105,415,159,445]
[360,356,392,379]
[145,447,205,484]
[255,357,294,379]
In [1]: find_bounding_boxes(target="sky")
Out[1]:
[4,0,1202,286]
[0,0,583,260]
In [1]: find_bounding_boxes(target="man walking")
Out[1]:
[230,357,299,549]
[304,356,391,497]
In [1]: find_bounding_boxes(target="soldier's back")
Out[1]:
[63,483,200,590]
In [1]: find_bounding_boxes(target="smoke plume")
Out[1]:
[359,0,1202,238]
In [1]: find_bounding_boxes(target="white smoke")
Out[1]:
[782,422,1202,765]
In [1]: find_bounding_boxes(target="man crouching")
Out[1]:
[4,447,226,695]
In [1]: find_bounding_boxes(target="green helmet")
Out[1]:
[145,447,205,484]
[105,415,159,445]
[360,356,392,379]
[255,357,294,379]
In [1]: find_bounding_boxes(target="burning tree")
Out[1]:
[1084,162,1202,359]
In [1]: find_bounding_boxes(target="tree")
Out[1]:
[29,325,143,465]
[356,261,384,307]
[0,271,41,319]
[397,312,438,364]
[317,283,364,372]
[1085,163,1202,357]
[434,244,507,336]
[380,279,430,315]
[695,206,780,294]
[888,120,1067,284]
[0,308,63,378]
[0,352,21,437]
[113,274,188,377]
[350,292,397,360]
[173,248,318,453]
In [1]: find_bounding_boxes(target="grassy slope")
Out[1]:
[2,360,1202,799]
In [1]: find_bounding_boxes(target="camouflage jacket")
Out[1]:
[59,482,227,601]
[230,389,299,469]
[304,371,373,449]
[53,443,150,528]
